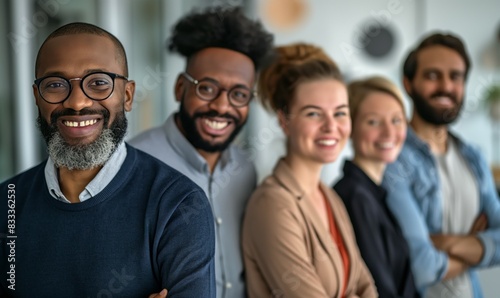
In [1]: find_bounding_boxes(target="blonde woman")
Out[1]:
[334,76,419,298]
[242,43,377,298]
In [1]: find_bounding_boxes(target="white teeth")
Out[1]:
[204,119,229,130]
[63,119,98,127]
[317,139,337,146]
[377,142,395,149]
[434,97,453,104]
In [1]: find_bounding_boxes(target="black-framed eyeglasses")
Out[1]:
[181,72,255,107]
[34,71,129,104]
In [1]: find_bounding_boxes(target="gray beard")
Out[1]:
[47,128,118,171]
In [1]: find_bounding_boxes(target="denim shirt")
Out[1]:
[382,128,500,297]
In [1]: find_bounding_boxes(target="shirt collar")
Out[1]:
[163,113,232,173]
[406,127,429,151]
[271,158,305,200]
[342,160,386,199]
[407,126,467,155]
[44,142,127,203]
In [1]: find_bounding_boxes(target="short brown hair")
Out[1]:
[403,32,471,81]
[258,43,343,113]
[348,76,405,127]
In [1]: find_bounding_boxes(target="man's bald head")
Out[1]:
[35,22,128,77]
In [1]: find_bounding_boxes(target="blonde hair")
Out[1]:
[258,43,343,113]
[348,76,405,125]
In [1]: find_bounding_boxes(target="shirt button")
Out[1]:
[225,282,232,289]
[216,217,223,225]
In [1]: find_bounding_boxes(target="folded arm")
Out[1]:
[383,165,466,290]
[158,189,216,297]
[471,153,500,268]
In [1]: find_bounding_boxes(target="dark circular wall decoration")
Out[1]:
[358,19,396,59]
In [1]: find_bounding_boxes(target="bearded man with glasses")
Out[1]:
[130,6,274,298]
[0,22,215,297]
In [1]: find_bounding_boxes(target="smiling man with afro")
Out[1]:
[131,5,274,298]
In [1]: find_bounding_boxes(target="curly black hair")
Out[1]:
[168,6,274,71]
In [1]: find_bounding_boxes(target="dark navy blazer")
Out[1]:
[334,160,420,298]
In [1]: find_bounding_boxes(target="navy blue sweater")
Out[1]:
[0,145,215,297]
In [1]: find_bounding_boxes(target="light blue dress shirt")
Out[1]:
[45,142,127,203]
[130,113,256,298]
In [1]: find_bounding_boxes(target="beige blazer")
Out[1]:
[242,159,377,297]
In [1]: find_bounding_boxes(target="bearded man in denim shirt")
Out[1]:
[383,32,500,298]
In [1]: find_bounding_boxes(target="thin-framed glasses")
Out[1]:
[181,72,255,107]
[34,71,129,104]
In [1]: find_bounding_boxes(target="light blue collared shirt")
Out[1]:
[130,114,256,298]
[44,142,127,203]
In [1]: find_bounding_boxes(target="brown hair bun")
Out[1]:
[258,43,343,113]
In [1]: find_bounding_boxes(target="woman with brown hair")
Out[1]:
[241,43,377,297]
[334,76,419,298]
